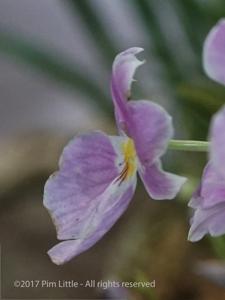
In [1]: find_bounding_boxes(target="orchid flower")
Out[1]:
[43,47,186,265]
[188,20,225,241]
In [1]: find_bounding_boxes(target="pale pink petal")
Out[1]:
[203,19,225,85]
[110,47,144,132]
[188,203,225,242]
[210,106,225,177]
[47,180,136,265]
[201,163,225,208]
[139,160,186,200]
[188,185,202,209]
[127,100,173,164]
[124,100,186,200]
[44,131,137,264]
[188,106,225,241]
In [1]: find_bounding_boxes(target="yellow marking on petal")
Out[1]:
[120,138,137,181]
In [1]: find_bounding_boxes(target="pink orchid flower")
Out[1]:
[189,20,225,241]
[44,48,186,265]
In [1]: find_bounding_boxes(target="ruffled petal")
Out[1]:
[127,100,173,164]
[111,47,144,132]
[210,106,225,177]
[47,180,136,265]
[203,19,225,85]
[138,160,186,200]
[188,203,225,242]
[44,131,137,264]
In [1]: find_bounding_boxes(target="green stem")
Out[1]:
[168,140,209,152]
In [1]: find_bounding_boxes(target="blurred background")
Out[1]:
[1,0,225,299]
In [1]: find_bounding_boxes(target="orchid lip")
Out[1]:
[115,138,137,185]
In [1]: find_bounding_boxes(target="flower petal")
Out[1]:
[111,47,144,132]
[200,163,225,208]
[127,100,173,164]
[47,180,136,265]
[188,106,225,241]
[210,105,225,177]
[188,185,202,209]
[188,203,225,242]
[138,160,186,200]
[203,19,225,85]
[44,131,137,264]
[126,100,186,200]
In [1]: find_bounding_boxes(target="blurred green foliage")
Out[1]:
[0,30,112,116]
[0,0,225,136]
